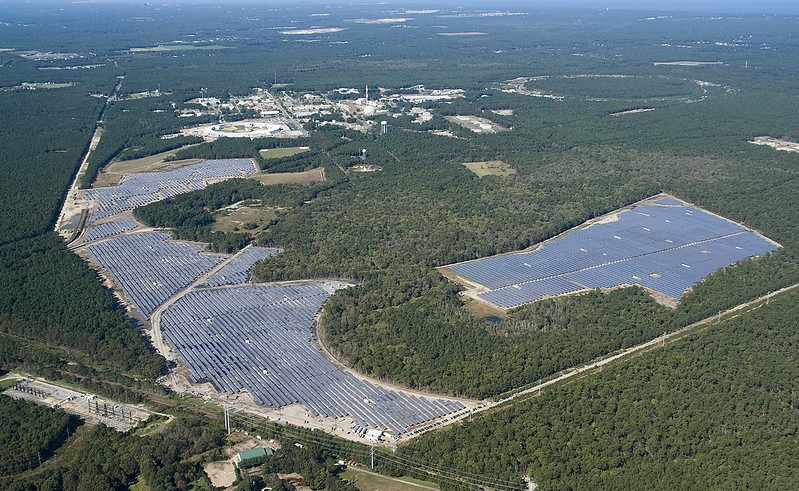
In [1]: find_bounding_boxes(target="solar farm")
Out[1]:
[84,158,256,220]
[445,195,780,309]
[199,246,283,288]
[78,217,139,244]
[77,167,468,436]
[161,284,465,434]
[86,231,224,316]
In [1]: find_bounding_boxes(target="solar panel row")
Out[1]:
[451,202,779,308]
[86,231,223,316]
[161,285,465,434]
[79,218,139,244]
[84,159,256,220]
[200,246,283,287]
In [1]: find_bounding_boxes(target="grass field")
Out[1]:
[105,146,200,173]
[212,204,278,235]
[258,146,310,159]
[250,167,325,186]
[462,161,517,178]
[339,469,439,491]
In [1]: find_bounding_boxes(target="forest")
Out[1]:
[1,2,798,489]
[397,288,799,490]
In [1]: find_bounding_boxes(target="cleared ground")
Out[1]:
[259,146,310,159]
[462,160,516,177]
[750,136,799,153]
[340,468,439,491]
[611,108,655,116]
[212,203,279,235]
[2,375,163,432]
[446,115,507,134]
[250,167,325,185]
[130,45,231,52]
[95,147,201,187]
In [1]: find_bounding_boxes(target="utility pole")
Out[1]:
[370,444,375,469]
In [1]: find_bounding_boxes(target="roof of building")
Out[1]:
[237,447,274,462]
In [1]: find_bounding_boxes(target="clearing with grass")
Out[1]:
[258,146,310,159]
[462,161,517,178]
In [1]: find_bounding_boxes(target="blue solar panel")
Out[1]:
[448,197,779,308]
[86,231,223,316]
[84,159,256,220]
[160,285,465,434]
[200,246,283,287]
[79,218,139,244]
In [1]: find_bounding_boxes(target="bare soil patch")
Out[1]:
[611,108,655,116]
[203,461,236,488]
[750,136,799,153]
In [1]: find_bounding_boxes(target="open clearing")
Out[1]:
[3,375,163,432]
[611,108,656,116]
[95,158,202,188]
[653,61,723,66]
[259,146,310,159]
[250,167,325,185]
[340,468,439,491]
[750,136,799,153]
[446,115,507,134]
[130,44,231,52]
[212,203,279,235]
[438,32,487,36]
[462,160,516,177]
[106,147,199,173]
[203,461,237,488]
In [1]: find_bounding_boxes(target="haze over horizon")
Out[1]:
[1,0,797,15]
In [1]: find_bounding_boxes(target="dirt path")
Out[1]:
[348,467,439,491]
[56,76,124,241]
[494,283,799,407]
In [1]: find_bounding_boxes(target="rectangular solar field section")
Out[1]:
[199,246,283,287]
[79,218,139,244]
[86,231,224,317]
[84,158,256,220]
[448,197,779,308]
[161,285,465,434]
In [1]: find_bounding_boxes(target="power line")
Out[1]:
[230,411,525,490]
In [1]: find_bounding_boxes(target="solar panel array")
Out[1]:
[86,231,224,317]
[79,218,139,244]
[84,159,256,220]
[449,201,779,308]
[161,284,465,434]
[199,247,283,287]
